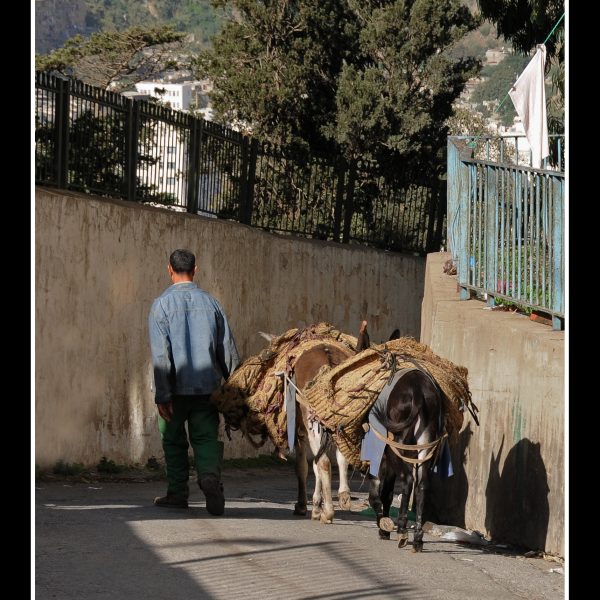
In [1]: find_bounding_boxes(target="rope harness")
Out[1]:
[283,369,447,472]
[362,422,447,466]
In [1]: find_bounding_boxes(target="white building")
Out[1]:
[485,49,507,65]
[131,79,216,206]
[498,118,533,166]
[134,80,212,114]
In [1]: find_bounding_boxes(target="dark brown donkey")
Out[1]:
[367,368,446,551]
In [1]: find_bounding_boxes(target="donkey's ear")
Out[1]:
[356,320,370,352]
[388,329,400,341]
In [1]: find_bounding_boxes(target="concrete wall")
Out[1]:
[35,188,425,470]
[421,253,564,556]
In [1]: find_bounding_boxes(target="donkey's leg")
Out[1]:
[306,422,327,521]
[314,454,335,523]
[396,466,413,549]
[412,464,428,552]
[294,435,308,516]
[377,465,396,540]
[306,424,335,523]
[367,475,382,517]
[336,447,352,510]
[310,458,323,520]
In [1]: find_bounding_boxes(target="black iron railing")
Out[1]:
[36,72,446,254]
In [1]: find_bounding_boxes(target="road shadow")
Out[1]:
[36,484,419,599]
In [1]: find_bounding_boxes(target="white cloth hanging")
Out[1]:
[508,44,550,169]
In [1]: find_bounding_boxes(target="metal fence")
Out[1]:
[459,134,564,172]
[35,73,446,255]
[447,136,564,329]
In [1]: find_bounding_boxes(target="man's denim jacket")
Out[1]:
[149,282,240,404]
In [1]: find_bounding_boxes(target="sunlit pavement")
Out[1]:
[35,467,565,600]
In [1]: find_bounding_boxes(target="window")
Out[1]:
[167,177,176,186]
[166,146,176,155]
[167,162,176,170]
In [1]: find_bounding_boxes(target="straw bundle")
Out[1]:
[302,337,475,467]
[211,323,358,451]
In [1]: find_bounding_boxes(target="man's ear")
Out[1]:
[168,264,174,277]
[194,265,198,275]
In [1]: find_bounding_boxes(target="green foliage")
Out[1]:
[446,107,516,163]
[334,0,480,176]
[35,25,186,90]
[477,1,564,132]
[493,296,533,315]
[198,0,479,178]
[49,107,178,204]
[83,0,224,48]
[447,106,491,136]
[52,460,86,476]
[195,0,361,155]
[477,0,564,59]
[97,456,128,473]
[470,53,530,126]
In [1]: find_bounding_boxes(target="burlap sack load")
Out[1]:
[211,323,358,452]
[302,337,476,469]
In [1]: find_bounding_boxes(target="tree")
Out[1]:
[476,1,565,133]
[470,53,530,126]
[446,106,515,163]
[35,25,187,91]
[333,1,480,177]
[477,0,564,59]
[194,1,361,155]
[197,0,479,177]
[83,0,223,48]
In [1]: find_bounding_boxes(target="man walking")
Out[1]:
[149,249,240,515]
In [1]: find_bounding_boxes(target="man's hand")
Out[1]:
[157,401,174,422]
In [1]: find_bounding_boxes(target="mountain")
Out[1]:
[35,0,92,54]
[35,0,222,54]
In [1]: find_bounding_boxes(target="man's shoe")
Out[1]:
[199,475,225,516]
[153,494,188,508]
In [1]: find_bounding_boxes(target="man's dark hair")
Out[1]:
[169,249,196,274]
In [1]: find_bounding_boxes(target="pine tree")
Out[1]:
[197,0,479,176]
[35,25,187,91]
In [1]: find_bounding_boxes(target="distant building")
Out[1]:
[134,80,212,114]
[130,79,216,205]
[485,49,507,65]
[498,118,533,165]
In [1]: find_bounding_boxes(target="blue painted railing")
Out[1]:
[447,136,564,330]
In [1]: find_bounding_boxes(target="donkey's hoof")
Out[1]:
[379,517,395,532]
[398,532,409,548]
[411,542,423,553]
[319,514,333,524]
[293,503,307,516]
[338,491,352,511]
[378,529,391,540]
[310,509,321,521]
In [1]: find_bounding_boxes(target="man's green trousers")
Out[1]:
[158,395,224,499]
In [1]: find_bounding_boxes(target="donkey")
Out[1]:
[366,368,446,552]
[291,341,355,522]
[258,331,356,523]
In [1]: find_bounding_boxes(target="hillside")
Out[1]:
[35,0,223,53]
[36,1,505,58]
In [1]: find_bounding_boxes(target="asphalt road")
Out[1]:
[35,466,565,599]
